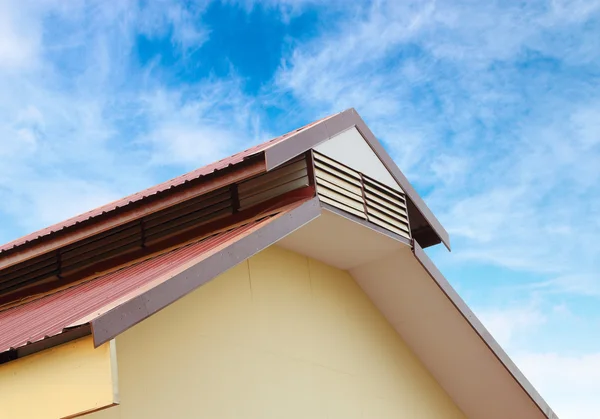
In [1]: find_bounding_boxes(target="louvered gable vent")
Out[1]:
[238,156,309,210]
[313,150,411,240]
[0,157,310,301]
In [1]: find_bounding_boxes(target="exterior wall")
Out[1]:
[89,245,465,419]
[0,336,117,419]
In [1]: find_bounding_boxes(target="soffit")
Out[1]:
[279,210,556,419]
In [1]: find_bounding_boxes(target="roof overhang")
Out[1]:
[0,108,448,299]
[262,108,451,250]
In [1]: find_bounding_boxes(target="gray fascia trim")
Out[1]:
[90,197,323,347]
[320,202,412,247]
[264,108,451,251]
[412,242,559,419]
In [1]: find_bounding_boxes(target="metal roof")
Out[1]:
[0,114,334,255]
[0,214,279,353]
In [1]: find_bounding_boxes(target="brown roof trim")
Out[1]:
[90,197,322,347]
[412,241,558,419]
[264,108,451,250]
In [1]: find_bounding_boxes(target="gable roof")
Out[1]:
[0,108,448,270]
[0,109,556,418]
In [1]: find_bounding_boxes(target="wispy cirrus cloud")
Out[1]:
[0,0,259,240]
[273,2,600,417]
[275,0,600,295]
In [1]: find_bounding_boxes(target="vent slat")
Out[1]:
[364,184,406,206]
[61,233,142,267]
[144,207,233,245]
[364,189,406,212]
[314,150,411,241]
[0,264,57,291]
[319,195,367,219]
[313,153,361,180]
[144,200,231,230]
[364,193,408,218]
[315,170,362,196]
[237,157,309,211]
[0,272,59,294]
[239,177,309,210]
[316,185,365,213]
[315,167,362,190]
[367,210,410,234]
[369,217,411,239]
[61,220,139,253]
[143,188,230,223]
[60,224,141,262]
[239,159,306,194]
[316,177,362,201]
[61,242,142,276]
[239,167,308,200]
[363,175,405,200]
[0,253,56,278]
[145,205,233,238]
[0,256,56,283]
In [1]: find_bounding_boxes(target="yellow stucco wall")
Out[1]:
[0,336,116,419]
[88,245,466,419]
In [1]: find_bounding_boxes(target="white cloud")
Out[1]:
[476,304,547,350]
[475,300,600,418]
[139,81,258,168]
[0,0,42,71]
[0,0,258,238]
[515,352,600,419]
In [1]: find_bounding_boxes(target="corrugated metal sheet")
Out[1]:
[0,114,335,255]
[0,214,278,353]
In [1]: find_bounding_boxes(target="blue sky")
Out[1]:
[1,0,599,416]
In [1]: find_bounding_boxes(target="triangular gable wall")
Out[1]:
[314,127,402,192]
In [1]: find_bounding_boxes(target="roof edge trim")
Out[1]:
[90,197,323,347]
[412,241,558,419]
[264,108,451,251]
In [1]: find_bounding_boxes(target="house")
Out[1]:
[0,109,558,418]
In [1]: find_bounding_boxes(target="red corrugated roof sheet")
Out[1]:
[0,114,334,254]
[0,213,282,353]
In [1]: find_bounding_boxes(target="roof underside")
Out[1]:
[278,209,557,419]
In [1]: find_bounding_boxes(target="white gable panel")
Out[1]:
[315,127,402,191]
